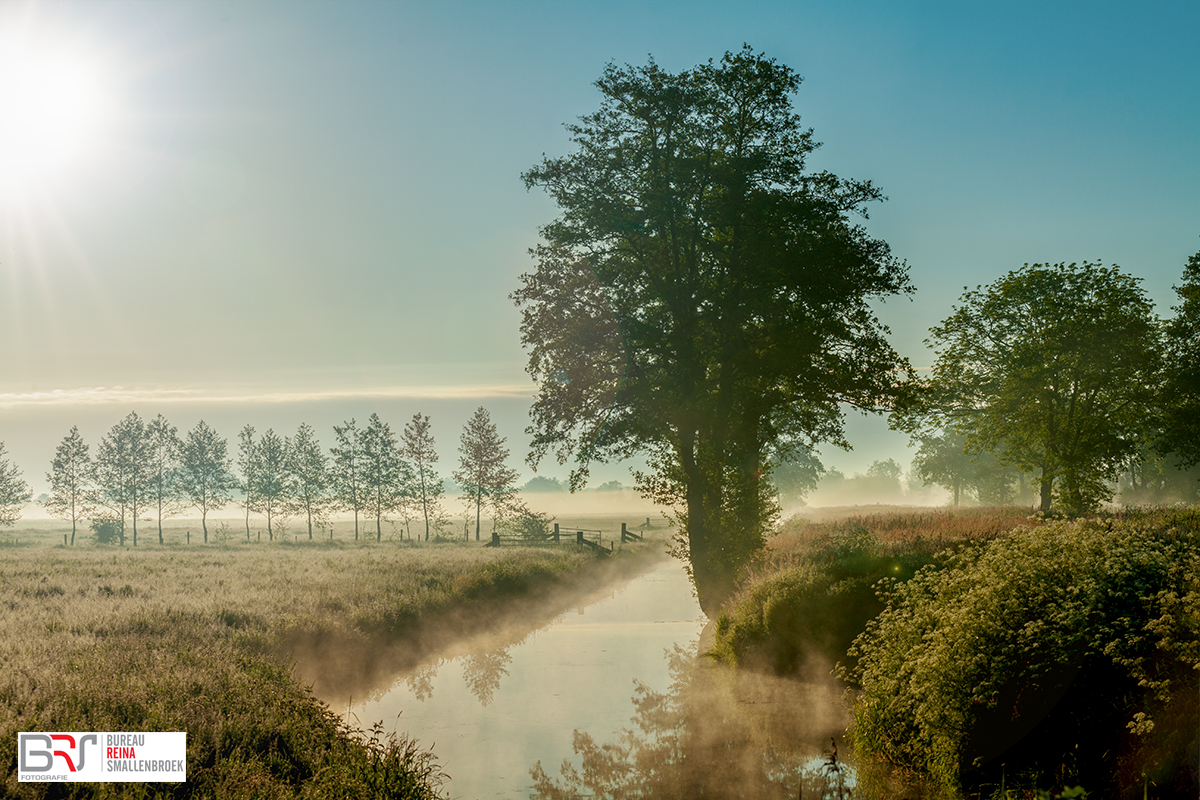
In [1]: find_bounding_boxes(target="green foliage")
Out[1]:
[453,407,518,542]
[521,476,566,493]
[496,499,554,541]
[90,518,121,545]
[43,426,92,541]
[1161,247,1200,466]
[770,446,824,506]
[401,413,447,541]
[847,511,1200,796]
[713,524,934,674]
[94,411,154,546]
[515,46,913,613]
[911,428,1026,507]
[897,261,1161,514]
[178,420,238,542]
[286,422,331,539]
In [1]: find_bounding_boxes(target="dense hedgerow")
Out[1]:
[846,511,1200,797]
[711,508,1034,674]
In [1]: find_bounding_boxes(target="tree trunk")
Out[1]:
[1039,466,1053,513]
[422,486,430,542]
[475,488,481,541]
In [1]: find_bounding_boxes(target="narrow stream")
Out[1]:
[328,557,852,799]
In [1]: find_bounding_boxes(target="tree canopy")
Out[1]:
[178,420,236,543]
[43,426,92,543]
[515,47,912,612]
[1161,247,1200,467]
[453,406,518,542]
[896,261,1160,513]
[0,442,31,528]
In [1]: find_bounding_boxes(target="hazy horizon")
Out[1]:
[1,0,1197,502]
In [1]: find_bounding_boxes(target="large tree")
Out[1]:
[44,426,92,544]
[0,442,31,528]
[897,261,1160,514]
[402,413,445,541]
[515,48,912,611]
[94,411,153,546]
[453,406,518,542]
[178,420,237,543]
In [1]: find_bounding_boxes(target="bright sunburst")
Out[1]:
[0,33,109,196]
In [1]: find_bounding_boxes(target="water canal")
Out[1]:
[318,556,851,799]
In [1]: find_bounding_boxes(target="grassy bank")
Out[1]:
[0,528,659,798]
[711,507,1200,797]
[710,507,1037,673]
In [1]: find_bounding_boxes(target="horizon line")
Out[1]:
[0,384,536,408]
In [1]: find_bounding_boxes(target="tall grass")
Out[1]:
[0,535,650,797]
[711,507,1038,674]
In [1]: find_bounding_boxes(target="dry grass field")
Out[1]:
[0,516,662,798]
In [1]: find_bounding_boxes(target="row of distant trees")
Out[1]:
[0,406,524,545]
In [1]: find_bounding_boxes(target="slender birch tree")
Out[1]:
[179,421,237,543]
[360,413,408,543]
[94,412,152,546]
[453,407,518,541]
[402,412,445,541]
[44,426,92,544]
[330,419,365,541]
[237,425,258,540]
[0,442,31,528]
[254,429,289,541]
[286,423,328,540]
[146,414,184,545]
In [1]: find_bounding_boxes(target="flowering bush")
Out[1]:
[847,512,1200,795]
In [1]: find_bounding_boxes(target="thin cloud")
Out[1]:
[0,384,533,407]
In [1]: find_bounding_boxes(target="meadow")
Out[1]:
[0,516,661,798]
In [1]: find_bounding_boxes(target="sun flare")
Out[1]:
[0,36,109,195]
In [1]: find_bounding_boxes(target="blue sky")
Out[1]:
[1,0,1197,494]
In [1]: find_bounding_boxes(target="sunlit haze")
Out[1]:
[1,0,1198,499]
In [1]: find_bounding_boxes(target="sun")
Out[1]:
[0,35,109,196]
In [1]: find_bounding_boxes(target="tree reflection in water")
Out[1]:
[402,642,515,707]
[531,642,854,799]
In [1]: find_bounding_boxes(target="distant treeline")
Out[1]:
[0,406,538,546]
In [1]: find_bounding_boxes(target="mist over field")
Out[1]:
[2,2,1199,797]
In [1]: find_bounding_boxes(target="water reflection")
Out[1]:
[401,640,518,707]
[531,642,856,800]
[340,559,707,800]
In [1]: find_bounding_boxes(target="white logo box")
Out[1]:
[18,732,186,782]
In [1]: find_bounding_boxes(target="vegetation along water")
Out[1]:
[0,523,655,798]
